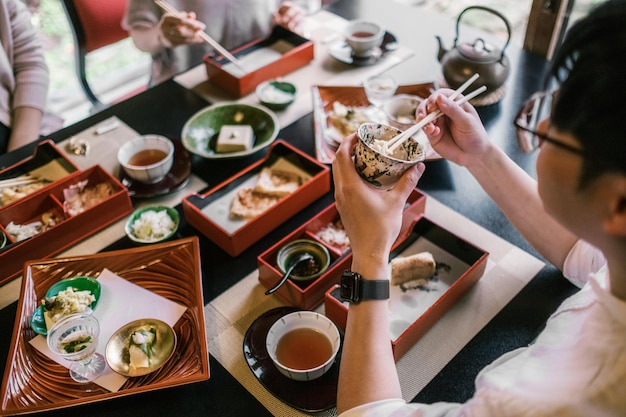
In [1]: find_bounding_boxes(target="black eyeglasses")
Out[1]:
[514,91,585,156]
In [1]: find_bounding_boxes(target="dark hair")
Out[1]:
[548,0,626,186]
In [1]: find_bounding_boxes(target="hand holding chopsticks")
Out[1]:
[154,0,248,74]
[386,73,486,154]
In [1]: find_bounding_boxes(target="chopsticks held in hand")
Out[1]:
[154,0,248,74]
[386,73,486,153]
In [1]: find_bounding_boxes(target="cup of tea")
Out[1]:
[345,20,385,58]
[117,135,174,184]
[266,311,340,381]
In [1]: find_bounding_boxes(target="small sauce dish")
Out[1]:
[256,80,297,110]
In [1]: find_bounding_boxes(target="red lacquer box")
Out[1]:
[258,189,428,309]
[324,215,489,361]
[0,141,133,284]
[203,26,314,98]
[182,140,330,257]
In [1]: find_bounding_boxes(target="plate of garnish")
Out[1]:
[30,276,101,336]
[105,318,177,377]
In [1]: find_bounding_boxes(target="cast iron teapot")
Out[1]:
[436,5,512,96]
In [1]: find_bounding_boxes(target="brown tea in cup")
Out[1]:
[128,149,168,166]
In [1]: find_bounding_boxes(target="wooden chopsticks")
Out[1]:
[154,0,248,74]
[386,74,486,153]
[0,175,44,189]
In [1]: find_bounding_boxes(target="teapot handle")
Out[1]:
[453,5,512,62]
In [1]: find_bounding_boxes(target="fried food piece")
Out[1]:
[391,251,436,286]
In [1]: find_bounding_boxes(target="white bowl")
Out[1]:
[345,20,385,57]
[384,94,423,130]
[355,122,426,189]
[266,311,340,381]
[117,135,174,184]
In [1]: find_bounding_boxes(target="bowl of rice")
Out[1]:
[125,205,180,244]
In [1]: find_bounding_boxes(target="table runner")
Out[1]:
[0,117,208,310]
[174,10,415,131]
[204,195,544,416]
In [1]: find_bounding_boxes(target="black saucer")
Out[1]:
[328,31,398,67]
[119,138,192,198]
[243,306,341,413]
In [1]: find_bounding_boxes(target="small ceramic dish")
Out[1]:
[105,318,177,377]
[384,94,423,130]
[276,239,331,282]
[256,80,297,110]
[125,205,180,244]
[266,311,340,381]
[30,276,102,336]
[0,230,6,249]
[354,122,426,189]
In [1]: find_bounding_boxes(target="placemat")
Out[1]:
[204,195,545,416]
[174,10,415,131]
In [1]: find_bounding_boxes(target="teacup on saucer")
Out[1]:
[345,20,385,58]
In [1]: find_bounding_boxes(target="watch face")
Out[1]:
[340,271,359,303]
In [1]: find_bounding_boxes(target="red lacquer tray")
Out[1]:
[0,237,209,415]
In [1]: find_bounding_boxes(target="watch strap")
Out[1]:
[360,278,389,300]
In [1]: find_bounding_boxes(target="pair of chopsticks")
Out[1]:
[154,0,248,74]
[386,73,487,154]
[0,174,43,188]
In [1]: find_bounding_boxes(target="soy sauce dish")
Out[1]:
[266,311,340,381]
[125,206,179,244]
[276,239,331,282]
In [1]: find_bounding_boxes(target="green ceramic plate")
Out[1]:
[181,102,279,159]
[124,205,180,244]
[30,276,102,336]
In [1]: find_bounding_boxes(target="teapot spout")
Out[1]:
[436,35,447,62]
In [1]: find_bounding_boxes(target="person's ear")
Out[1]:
[603,177,626,236]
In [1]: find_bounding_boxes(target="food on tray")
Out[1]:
[315,219,350,252]
[63,180,114,216]
[129,209,177,241]
[128,325,157,370]
[229,167,304,220]
[391,251,436,286]
[60,334,94,354]
[229,187,282,220]
[254,167,302,197]
[216,125,254,153]
[0,180,51,207]
[41,287,96,330]
[327,101,370,137]
[5,210,64,241]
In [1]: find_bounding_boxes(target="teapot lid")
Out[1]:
[458,39,500,63]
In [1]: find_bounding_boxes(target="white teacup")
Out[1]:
[345,20,385,58]
[117,135,174,184]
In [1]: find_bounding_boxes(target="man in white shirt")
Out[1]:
[332,0,626,415]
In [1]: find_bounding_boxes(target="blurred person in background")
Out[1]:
[123,0,305,85]
[0,0,52,153]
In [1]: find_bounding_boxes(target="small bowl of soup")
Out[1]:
[266,311,340,381]
[117,135,174,184]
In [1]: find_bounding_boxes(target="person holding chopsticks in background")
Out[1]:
[122,0,305,86]
[333,0,626,415]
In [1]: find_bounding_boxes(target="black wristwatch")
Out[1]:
[340,271,389,304]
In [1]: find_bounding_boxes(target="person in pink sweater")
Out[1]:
[0,0,51,153]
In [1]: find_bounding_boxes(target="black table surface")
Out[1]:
[0,2,579,416]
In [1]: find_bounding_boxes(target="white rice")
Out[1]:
[131,209,175,241]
